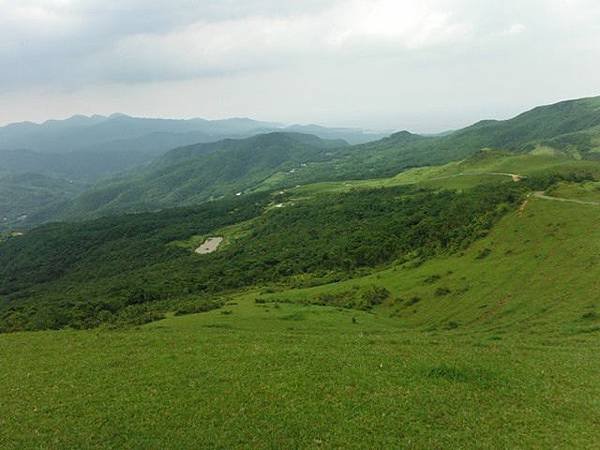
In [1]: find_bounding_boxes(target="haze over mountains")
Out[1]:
[3,95,599,230]
[0,114,387,229]
[0,113,386,178]
[4,93,600,333]
[5,0,600,446]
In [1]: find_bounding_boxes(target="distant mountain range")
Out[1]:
[54,95,600,221]
[2,96,600,230]
[0,114,388,180]
[36,132,349,221]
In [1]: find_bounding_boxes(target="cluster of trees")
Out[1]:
[0,180,530,332]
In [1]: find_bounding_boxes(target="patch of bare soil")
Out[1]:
[195,237,224,254]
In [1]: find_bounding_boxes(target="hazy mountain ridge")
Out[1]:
[0,113,383,157]
[8,95,600,228]
[3,97,600,450]
[0,115,385,229]
[0,115,279,154]
[49,132,349,221]
[278,96,600,183]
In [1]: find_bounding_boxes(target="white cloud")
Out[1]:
[331,0,471,48]
[503,23,526,35]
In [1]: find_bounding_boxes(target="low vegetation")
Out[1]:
[0,180,527,332]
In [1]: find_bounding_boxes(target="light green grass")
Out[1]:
[1,299,599,449]
[260,195,600,337]
[3,154,600,448]
[280,152,600,199]
[549,181,600,203]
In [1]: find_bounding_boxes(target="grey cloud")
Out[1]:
[0,0,599,130]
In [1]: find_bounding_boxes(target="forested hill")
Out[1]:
[0,180,525,332]
[287,96,600,183]
[48,132,349,220]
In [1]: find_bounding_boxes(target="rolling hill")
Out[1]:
[0,174,87,231]
[2,96,600,448]
[0,115,386,229]
[0,114,385,181]
[2,149,600,448]
[272,95,600,185]
[2,148,599,333]
[0,114,279,156]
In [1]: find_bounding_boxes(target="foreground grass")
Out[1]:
[1,300,599,449]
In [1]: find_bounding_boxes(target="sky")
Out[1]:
[1,0,599,132]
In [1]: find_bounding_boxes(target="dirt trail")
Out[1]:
[430,171,599,207]
[428,171,523,183]
[533,192,600,206]
[427,171,599,209]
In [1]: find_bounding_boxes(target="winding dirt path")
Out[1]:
[532,192,600,206]
[427,171,523,183]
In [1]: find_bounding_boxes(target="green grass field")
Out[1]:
[1,303,599,449]
[2,182,600,449]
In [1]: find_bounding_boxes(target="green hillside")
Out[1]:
[2,148,599,332]
[50,132,348,221]
[0,173,87,231]
[274,96,600,185]
[1,151,600,448]
[0,180,525,332]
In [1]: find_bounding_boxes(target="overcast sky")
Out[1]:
[1,0,599,132]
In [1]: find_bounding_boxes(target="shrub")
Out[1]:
[445,321,460,330]
[435,287,452,297]
[476,248,492,260]
[423,274,441,284]
[361,286,391,307]
[174,300,223,316]
[115,305,166,326]
[406,296,421,306]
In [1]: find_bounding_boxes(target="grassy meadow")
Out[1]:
[2,301,599,449]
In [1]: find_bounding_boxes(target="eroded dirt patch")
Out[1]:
[195,237,224,254]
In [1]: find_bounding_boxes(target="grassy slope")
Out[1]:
[261,151,600,197]
[260,194,600,336]
[1,157,600,448]
[264,96,600,189]
[1,302,598,448]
